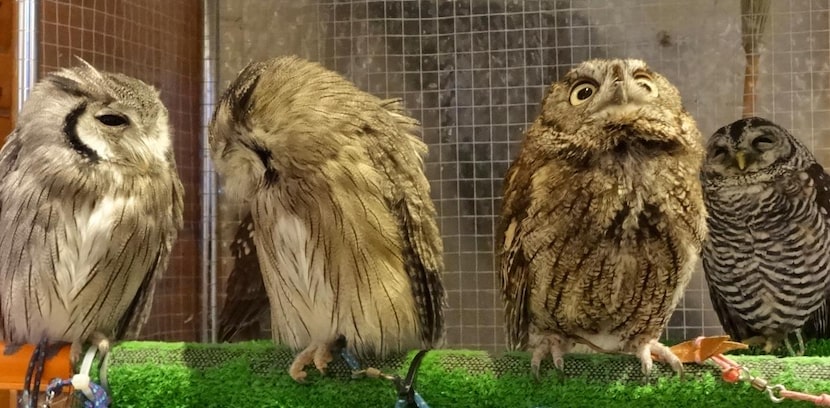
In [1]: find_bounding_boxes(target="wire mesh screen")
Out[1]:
[215,0,830,352]
[38,0,204,341]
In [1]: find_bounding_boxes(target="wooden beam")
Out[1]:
[0,0,16,144]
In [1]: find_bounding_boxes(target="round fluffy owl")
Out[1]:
[701,116,830,355]
[0,62,183,364]
[210,56,445,382]
[498,58,707,377]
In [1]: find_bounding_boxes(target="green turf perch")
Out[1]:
[88,340,830,407]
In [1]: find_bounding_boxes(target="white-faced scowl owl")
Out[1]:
[702,117,830,355]
[0,63,183,361]
[210,56,445,382]
[498,59,707,377]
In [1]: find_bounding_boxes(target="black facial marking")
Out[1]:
[252,144,271,167]
[727,120,746,142]
[264,168,280,186]
[248,142,279,186]
[63,102,100,163]
[725,116,779,143]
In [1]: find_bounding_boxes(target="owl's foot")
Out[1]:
[288,343,333,383]
[69,332,109,367]
[638,338,683,378]
[530,334,570,381]
[792,329,805,356]
[314,343,333,374]
[759,337,783,355]
[741,335,767,348]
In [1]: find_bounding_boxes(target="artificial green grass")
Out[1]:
[95,340,830,408]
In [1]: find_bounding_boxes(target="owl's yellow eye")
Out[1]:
[569,82,597,106]
[634,73,658,97]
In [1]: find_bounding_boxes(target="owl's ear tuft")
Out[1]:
[73,56,106,81]
[46,74,90,99]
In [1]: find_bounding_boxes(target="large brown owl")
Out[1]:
[498,59,707,377]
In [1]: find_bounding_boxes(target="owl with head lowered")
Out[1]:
[210,56,445,382]
[702,117,830,355]
[498,58,707,377]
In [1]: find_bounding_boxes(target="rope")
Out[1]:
[42,345,111,408]
[701,337,830,406]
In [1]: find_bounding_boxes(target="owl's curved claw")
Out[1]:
[313,344,333,375]
[288,345,318,383]
[639,339,683,378]
[530,338,550,381]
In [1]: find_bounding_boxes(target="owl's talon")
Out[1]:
[549,335,569,372]
[313,345,333,375]
[640,339,683,377]
[289,345,319,383]
[530,337,550,380]
[289,367,308,383]
[530,362,542,382]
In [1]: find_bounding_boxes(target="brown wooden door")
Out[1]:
[0,0,15,144]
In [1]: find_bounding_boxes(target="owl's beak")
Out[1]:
[735,151,747,170]
[612,82,628,105]
[610,64,628,104]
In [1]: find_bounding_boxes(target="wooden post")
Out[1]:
[0,0,15,143]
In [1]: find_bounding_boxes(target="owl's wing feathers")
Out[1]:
[360,98,446,346]
[114,153,184,340]
[705,275,760,342]
[0,130,24,336]
[804,298,830,339]
[497,162,533,351]
[803,163,830,338]
[217,211,270,342]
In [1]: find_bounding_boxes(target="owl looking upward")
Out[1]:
[498,59,707,377]
[702,117,830,355]
[210,56,445,382]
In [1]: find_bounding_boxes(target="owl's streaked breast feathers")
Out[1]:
[498,58,706,376]
[0,62,183,350]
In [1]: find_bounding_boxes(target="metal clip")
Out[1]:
[750,376,768,391]
[766,384,786,403]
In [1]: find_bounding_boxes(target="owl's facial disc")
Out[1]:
[67,101,141,162]
[731,127,790,173]
[703,125,792,178]
[573,67,660,127]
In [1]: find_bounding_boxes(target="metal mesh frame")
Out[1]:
[214,0,830,352]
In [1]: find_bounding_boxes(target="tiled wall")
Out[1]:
[215,0,830,352]
[39,0,204,341]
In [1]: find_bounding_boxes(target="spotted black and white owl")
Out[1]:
[210,56,445,382]
[0,62,184,358]
[701,116,830,355]
[498,58,707,377]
